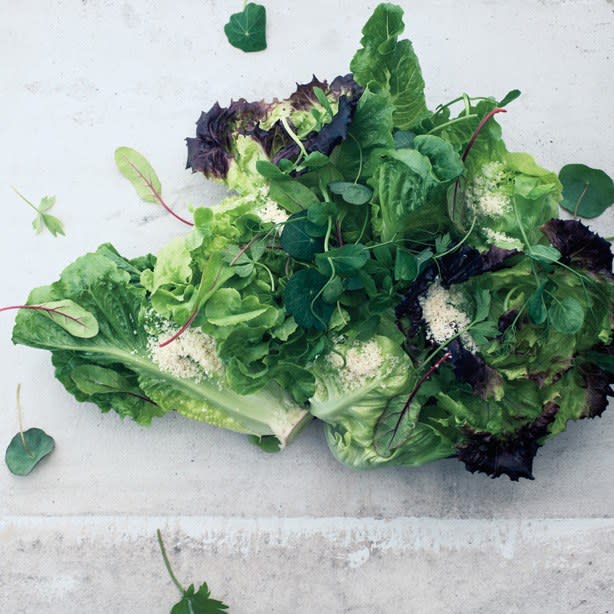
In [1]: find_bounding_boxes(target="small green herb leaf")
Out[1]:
[528,284,548,325]
[498,89,521,107]
[13,189,65,237]
[224,2,267,53]
[114,147,162,204]
[529,245,561,264]
[559,164,614,218]
[248,434,282,453]
[329,181,373,205]
[280,211,325,261]
[548,296,585,334]
[5,428,55,476]
[170,583,229,614]
[394,249,418,281]
[315,244,369,276]
[284,269,334,330]
[256,160,286,180]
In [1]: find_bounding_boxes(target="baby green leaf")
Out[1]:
[114,146,162,204]
[224,2,267,53]
[315,244,369,276]
[529,245,561,265]
[548,296,585,334]
[284,269,334,329]
[528,284,548,325]
[248,434,282,453]
[559,164,614,218]
[374,394,418,457]
[269,178,320,213]
[394,249,418,281]
[5,428,55,476]
[39,300,99,338]
[256,160,286,180]
[280,211,325,261]
[329,181,373,205]
[13,189,65,237]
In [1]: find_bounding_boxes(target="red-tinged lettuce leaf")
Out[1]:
[447,338,503,399]
[541,219,613,276]
[186,99,269,178]
[456,401,559,481]
[186,75,362,180]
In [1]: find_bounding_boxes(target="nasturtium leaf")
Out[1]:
[548,296,585,334]
[224,2,267,53]
[284,269,334,330]
[5,428,55,476]
[529,245,561,264]
[315,244,369,276]
[114,147,162,203]
[559,164,614,218]
[280,211,325,261]
[39,300,99,338]
[394,249,418,281]
[329,181,373,205]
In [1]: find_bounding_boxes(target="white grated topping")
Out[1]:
[257,200,289,225]
[148,324,223,382]
[466,161,511,217]
[327,338,385,390]
[420,281,476,351]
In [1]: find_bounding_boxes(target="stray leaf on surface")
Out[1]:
[5,428,55,476]
[13,189,65,237]
[114,147,162,203]
[559,164,614,218]
[224,2,267,53]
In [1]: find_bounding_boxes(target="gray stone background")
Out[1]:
[1,1,613,612]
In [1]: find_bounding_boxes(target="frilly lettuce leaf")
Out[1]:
[350,3,428,130]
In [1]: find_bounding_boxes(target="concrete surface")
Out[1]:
[1,1,613,612]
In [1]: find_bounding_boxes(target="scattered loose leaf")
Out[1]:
[224,2,267,53]
[39,300,100,338]
[559,163,614,218]
[114,146,162,204]
[13,189,65,237]
[5,428,55,476]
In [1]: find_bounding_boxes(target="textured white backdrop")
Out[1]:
[1,1,613,612]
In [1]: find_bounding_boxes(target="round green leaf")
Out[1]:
[559,164,614,218]
[224,2,267,53]
[5,428,55,476]
[548,296,585,334]
[284,269,334,330]
[280,211,325,262]
[329,181,373,205]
